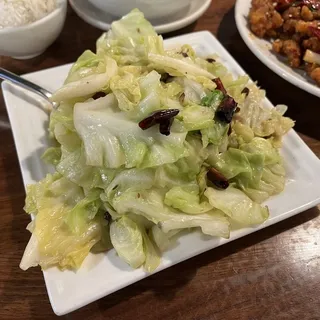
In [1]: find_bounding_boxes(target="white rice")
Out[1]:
[0,0,57,28]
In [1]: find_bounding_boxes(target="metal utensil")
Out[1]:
[0,67,58,109]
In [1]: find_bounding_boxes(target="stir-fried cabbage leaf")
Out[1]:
[21,174,104,270]
[110,216,146,269]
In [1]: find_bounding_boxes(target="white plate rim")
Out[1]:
[2,30,320,315]
[235,0,320,98]
[69,0,212,34]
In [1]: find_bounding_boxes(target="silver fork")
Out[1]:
[0,67,58,109]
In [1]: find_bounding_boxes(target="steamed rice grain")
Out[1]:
[0,0,57,28]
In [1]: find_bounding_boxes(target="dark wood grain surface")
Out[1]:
[1,2,320,319]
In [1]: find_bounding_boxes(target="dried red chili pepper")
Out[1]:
[275,0,295,11]
[207,167,229,189]
[104,211,111,222]
[138,116,157,130]
[212,77,227,95]
[277,0,320,11]
[179,93,185,104]
[92,92,106,100]
[216,96,238,123]
[160,73,173,83]
[159,118,174,136]
[139,109,180,135]
[241,87,250,97]
[309,26,320,41]
[227,125,232,136]
[296,0,320,10]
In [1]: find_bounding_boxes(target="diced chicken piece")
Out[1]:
[303,37,320,53]
[305,62,320,86]
[292,33,304,44]
[283,6,301,21]
[312,10,320,20]
[310,67,320,85]
[251,0,273,10]
[295,20,320,36]
[249,0,283,38]
[305,62,317,74]
[265,29,279,38]
[273,39,284,53]
[301,5,313,21]
[279,32,290,40]
[283,19,298,33]
[282,39,301,67]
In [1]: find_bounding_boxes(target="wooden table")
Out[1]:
[1,1,319,319]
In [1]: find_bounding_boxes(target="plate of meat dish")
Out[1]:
[235,0,320,97]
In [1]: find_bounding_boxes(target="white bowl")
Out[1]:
[89,0,193,21]
[0,0,67,59]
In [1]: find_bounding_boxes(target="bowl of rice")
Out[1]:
[0,0,67,59]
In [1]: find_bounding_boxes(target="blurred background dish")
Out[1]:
[0,0,67,59]
[89,0,192,21]
[69,0,212,34]
[235,0,320,98]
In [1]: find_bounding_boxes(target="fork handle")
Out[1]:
[0,67,53,102]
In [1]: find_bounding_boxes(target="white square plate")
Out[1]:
[2,31,320,316]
